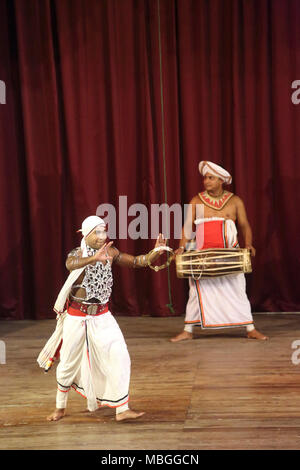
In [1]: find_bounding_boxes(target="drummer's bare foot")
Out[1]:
[47,408,65,421]
[170,331,193,342]
[116,409,145,422]
[247,329,268,340]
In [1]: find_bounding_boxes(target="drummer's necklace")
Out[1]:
[199,190,234,210]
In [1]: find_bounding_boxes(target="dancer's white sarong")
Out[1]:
[56,311,131,411]
[185,218,253,329]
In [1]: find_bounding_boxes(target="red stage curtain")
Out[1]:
[0,0,299,320]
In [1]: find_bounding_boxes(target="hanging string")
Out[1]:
[157,0,175,314]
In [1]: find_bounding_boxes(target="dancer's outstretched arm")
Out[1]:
[113,234,167,268]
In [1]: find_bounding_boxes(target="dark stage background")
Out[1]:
[0,0,300,320]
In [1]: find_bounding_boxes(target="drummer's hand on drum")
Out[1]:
[175,246,185,256]
[247,245,256,257]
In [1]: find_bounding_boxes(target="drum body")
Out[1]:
[176,248,252,280]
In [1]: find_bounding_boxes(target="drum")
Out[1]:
[176,248,252,280]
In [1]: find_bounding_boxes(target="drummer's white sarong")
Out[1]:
[185,218,253,329]
[185,274,253,329]
[56,311,131,411]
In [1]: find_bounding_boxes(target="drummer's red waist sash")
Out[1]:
[196,219,229,249]
[67,300,109,317]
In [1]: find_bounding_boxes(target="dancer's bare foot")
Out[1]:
[170,330,193,342]
[247,329,268,340]
[47,408,65,421]
[116,409,145,422]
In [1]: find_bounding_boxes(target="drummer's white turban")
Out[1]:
[198,161,232,185]
[77,216,106,238]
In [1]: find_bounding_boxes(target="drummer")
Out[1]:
[170,161,268,342]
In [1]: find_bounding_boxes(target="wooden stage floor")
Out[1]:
[0,313,300,450]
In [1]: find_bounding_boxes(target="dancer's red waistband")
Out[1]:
[67,300,108,317]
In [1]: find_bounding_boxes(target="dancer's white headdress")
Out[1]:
[78,215,106,238]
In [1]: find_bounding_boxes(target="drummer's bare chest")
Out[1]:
[197,197,238,222]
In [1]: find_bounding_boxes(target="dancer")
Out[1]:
[38,215,166,421]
